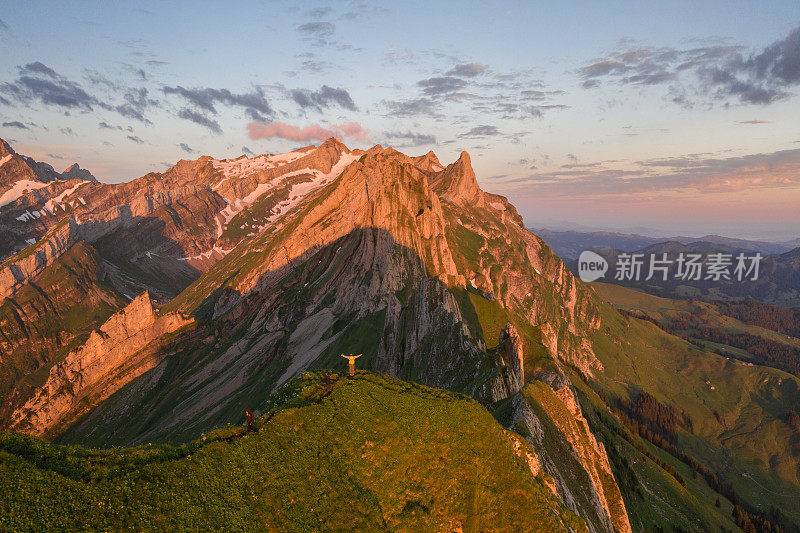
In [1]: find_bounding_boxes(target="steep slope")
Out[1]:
[1,373,584,532]
[580,291,800,530]
[0,241,126,426]
[0,138,357,301]
[10,291,193,437]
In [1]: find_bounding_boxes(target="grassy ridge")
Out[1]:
[1,372,584,532]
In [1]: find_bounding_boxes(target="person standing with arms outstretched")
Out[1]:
[341,353,362,376]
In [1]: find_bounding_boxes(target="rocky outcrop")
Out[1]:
[489,323,525,401]
[10,292,193,435]
[0,218,79,299]
[509,376,631,533]
[61,163,97,182]
[430,151,485,207]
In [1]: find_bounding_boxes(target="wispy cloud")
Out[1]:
[383,131,436,147]
[459,125,500,137]
[2,121,28,129]
[163,85,273,122]
[290,85,356,111]
[579,25,800,106]
[177,108,222,134]
[0,61,157,123]
[446,63,488,78]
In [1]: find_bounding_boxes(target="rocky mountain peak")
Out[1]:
[412,150,443,172]
[0,138,16,158]
[431,150,484,207]
[61,163,98,182]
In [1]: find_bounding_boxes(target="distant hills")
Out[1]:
[533,227,798,260]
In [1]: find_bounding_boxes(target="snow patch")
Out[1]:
[211,149,307,181]
[214,151,359,238]
[0,180,48,207]
[431,164,444,172]
[0,154,13,167]
[15,210,41,222]
[44,181,87,213]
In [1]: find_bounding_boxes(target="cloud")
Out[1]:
[98,121,115,129]
[383,131,437,147]
[578,25,800,106]
[177,108,222,134]
[0,18,8,32]
[297,21,335,46]
[163,85,273,122]
[1,62,98,110]
[19,61,59,78]
[417,76,467,97]
[241,146,255,156]
[178,143,194,154]
[60,127,75,135]
[304,7,332,18]
[2,121,28,129]
[459,125,500,137]
[114,87,156,123]
[1,62,156,122]
[247,121,368,142]
[47,153,64,159]
[446,63,488,77]
[737,119,773,124]
[290,85,356,110]
[567,153,578,163]
[383,98,440,117]
[126,135,144,144]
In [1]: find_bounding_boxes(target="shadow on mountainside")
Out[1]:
[56,227,522,448]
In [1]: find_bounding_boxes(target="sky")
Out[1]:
[1,1,799,240]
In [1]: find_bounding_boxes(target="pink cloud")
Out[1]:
[247,121,369,142]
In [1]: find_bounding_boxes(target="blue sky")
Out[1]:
[2,1,800,239]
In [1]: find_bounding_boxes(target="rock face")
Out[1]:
[0,137,360,301]
[56,142,609,445]
[509,376,631,533]
[489,323,526,401]
[10,292,193,435]
[0,218,78,298]
[61,163,97,182]
[0,241,125,425]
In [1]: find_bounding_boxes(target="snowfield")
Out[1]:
[212,151,359,240]
[0,179,48,207]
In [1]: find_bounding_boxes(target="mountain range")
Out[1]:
[1,137,798,532]
[534,227,800,261]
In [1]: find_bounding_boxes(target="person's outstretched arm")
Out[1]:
[354,353,362,359]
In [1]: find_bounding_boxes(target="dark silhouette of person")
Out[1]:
[245,409,255,431]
